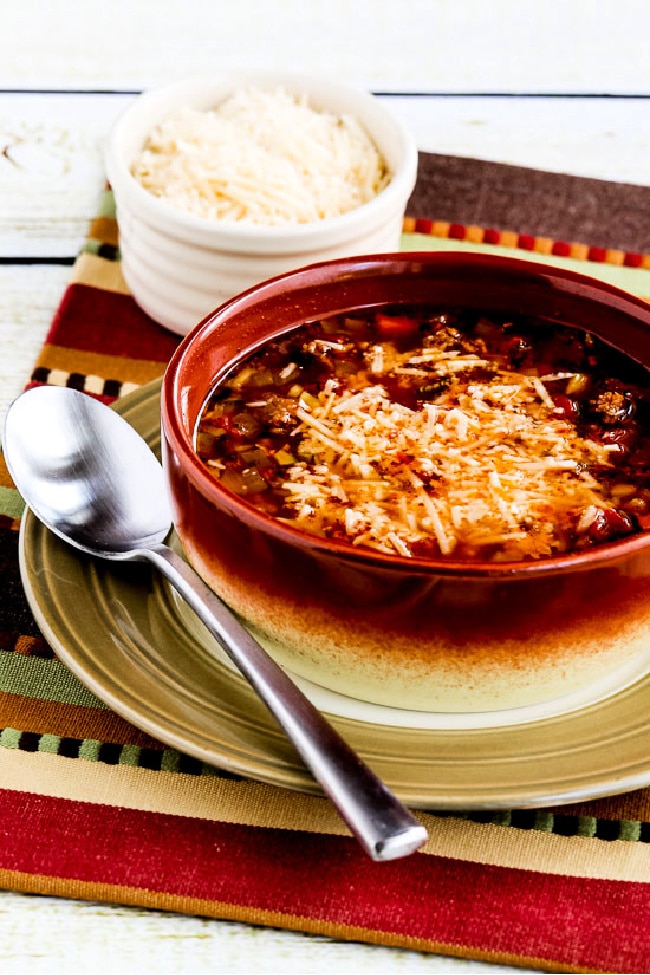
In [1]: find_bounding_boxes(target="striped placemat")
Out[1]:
[3,169,650,973]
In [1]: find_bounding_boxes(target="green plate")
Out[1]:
[18,379,650,809]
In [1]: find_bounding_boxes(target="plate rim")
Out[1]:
[17,378,650,810]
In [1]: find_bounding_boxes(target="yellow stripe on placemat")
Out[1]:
[70,252,129,295]
[37,347,168,387]
[1,748,650,882]
[87,216,119,248]
[0,454,15,491]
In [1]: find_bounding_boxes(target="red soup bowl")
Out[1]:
[161,251,650,714]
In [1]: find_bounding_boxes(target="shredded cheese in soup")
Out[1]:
[195,308,650,562]
[281,380,616,560]
[130,87,391,225]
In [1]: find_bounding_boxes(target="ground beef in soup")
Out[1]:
[195,307,650,562]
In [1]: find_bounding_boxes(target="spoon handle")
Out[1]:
[147,543,428,861]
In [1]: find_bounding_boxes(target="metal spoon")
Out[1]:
[2,385,427,861]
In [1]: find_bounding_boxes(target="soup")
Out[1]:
[195,307,650,562]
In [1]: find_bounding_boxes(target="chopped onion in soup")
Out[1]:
[195,307,650,562]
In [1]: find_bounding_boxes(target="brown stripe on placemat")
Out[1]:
[86,216,119,248]
[407,152,650,255]
[0,693,165,749]
[0,455,15,492]
[549,790,650,825]
[4,635,53,658]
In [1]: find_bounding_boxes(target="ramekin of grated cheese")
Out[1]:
[105,72,418,335]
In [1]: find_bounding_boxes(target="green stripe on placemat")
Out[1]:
[0,726,239,778]
[98,186,116,219]
[0,655,106,707]
[0,487,24,520]
[400,233,650,296]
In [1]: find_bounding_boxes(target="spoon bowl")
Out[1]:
[4,384,170,555]
[2,385,427,862]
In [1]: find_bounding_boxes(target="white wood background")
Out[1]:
[2,2,650,972]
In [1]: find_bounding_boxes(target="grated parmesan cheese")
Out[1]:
[281,366,618,561]
[196,311,649,562]
[130,87,391,226]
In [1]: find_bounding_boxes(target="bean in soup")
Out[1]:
[195,307,650,562]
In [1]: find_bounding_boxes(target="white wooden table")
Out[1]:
[2,2,649,971]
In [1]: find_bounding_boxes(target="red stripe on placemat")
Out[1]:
[45,284,180,361]
[405,219,650,270]
[551,241,572,258]
[0,789,647,972]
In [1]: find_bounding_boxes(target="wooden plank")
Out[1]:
[0,888,514,975]
[4,11,644,962]
[8,6,646,969]
[0,93,127,257]
[2,92,650,258]
[0,266,71,426]
[2,0,650,94]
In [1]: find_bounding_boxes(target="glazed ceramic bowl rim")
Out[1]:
[161,250,650,580]
[105,71,419,251]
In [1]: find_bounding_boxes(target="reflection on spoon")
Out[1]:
[2,385,428,862]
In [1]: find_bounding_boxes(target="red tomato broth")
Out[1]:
[195,306,650,563]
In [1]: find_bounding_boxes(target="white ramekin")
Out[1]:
[105,72,419,335]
